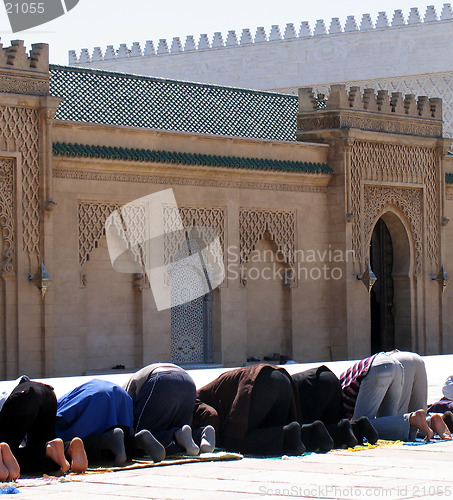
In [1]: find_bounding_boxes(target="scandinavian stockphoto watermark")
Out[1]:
[227,245,354,283]
[4,0,79,33]
[105,189,224,311]
[258,484,452,497]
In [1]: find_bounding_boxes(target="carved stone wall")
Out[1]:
[239,209,296,265]
[0,106,40,263]
[0,158,15,274]
[350,141,439,273]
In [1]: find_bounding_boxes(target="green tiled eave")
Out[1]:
[52,142,334,175]
[446,173,453,183]
[49,64,298,142]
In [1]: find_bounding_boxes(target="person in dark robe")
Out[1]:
[291,365,379,448]
[123,363,214,458]
[56,378,166,466]
[0,377,87,475]
[193,364,334,455]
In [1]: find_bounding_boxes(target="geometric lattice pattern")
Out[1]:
[49,65,299,142]
[164,206,223,364]
[163,205,226,270]
[239,209,296,266]
[78,201,121,266]
[0,106,40,263]
[170,287,212,364]
[0,158,15,274]
[350,141,439,273]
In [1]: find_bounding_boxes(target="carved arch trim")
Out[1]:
[239,209,296,266]
[78,201,226,277]
[350,141,438,271]
[363,185,423,274]
[78,201,121,267]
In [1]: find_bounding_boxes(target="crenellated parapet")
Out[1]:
[0,39,50,96]
[297,85,443,138]
[68,4,453,64]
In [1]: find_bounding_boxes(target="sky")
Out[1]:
[0,0,448,65]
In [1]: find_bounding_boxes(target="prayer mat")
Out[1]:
[346,439,404,451]
[0,452,243,489]
[1,475,76,490]
[85,451,243,474]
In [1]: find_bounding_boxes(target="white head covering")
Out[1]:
[442,375,453,400]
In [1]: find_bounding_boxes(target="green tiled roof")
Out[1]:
[446,173,453,183]
[49,65,298,141]
[52,142,333,174]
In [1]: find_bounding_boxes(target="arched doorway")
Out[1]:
[370,212,413,353]
[370,219,394,353]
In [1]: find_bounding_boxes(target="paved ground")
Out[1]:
[3,354,453,499]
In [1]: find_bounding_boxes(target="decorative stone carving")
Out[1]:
[78,201,121,266]
[0,106,40,261]
[350,141,439,272]
[363,185,423,273]
[0,158,15,274]
[53,169,327,193]
[162,205,226,270]
[239,209,296,266]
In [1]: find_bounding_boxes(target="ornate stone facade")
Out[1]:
[1,41,452,378]
[0,106,40,263]
[350,142,439,273]
[0,158,15,274]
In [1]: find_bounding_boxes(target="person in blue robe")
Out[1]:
[56,379,165,466]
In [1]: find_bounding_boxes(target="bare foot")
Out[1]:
[0,443,20,481]
[67,438,88,473]
[0,457,9,482]
[430,414,452,440]
[409,409,434,441]
[46,438,70,475]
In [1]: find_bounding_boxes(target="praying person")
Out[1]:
[193,364,312,455]
[341,351,451,441]
[56,378,165,466]
[124,363,213,457]
[0,377,87,475]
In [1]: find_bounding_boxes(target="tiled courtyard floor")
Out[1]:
[3,354,453,499]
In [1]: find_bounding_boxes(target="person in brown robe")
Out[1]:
[193,364,333,455]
